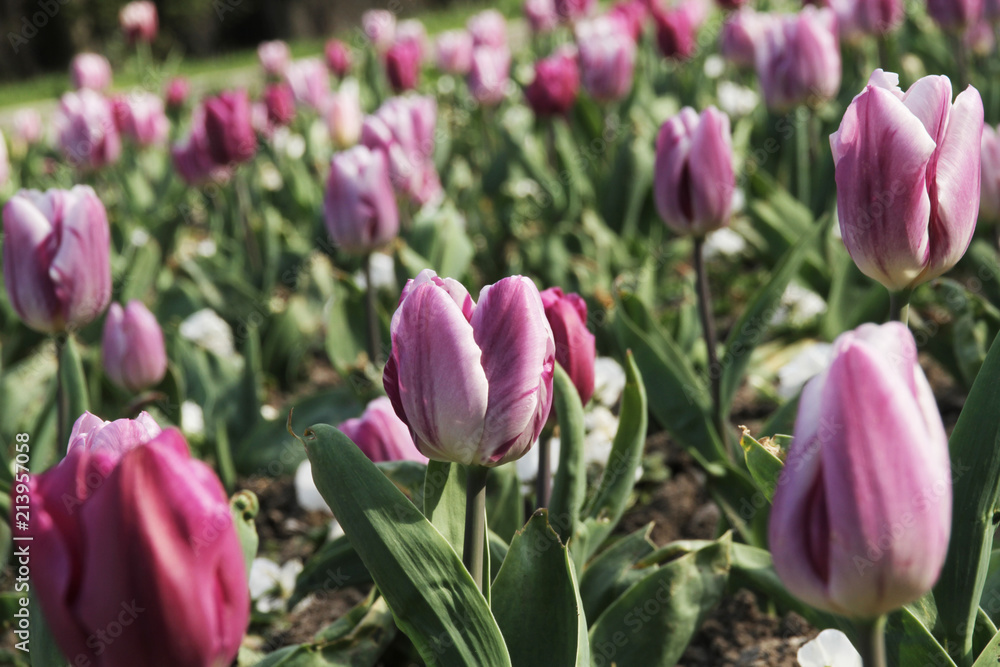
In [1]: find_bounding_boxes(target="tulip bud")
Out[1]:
[525,0,560,33]
[385,38,422,93]
[203,89,258,166]
[3,187,112,333]
[263,82,296,127]
[835,0,904,39]
[927,0,983,29]
[70,53,112,91]
[258,40,291,77]
[436,30,475,75]
[576,16,637,102]
[172,106,229,186]
[119,1,158,44]
[770,322,951,618]
[468,45,512,106]
[165,77,190,110]
[116,92,169,147]
[830,70,984,291]
[362,95,442,204]
[284,58,330,110]
[609,0,649,41]
[325,39,353,77]
[55,89,121,169]
[468,9,508,48]
[654,6,698,60]
[327,79,363,149]
[324,146,400,254]
[654,106,735,237]
[755,7,841,112]
[525,49,580,117]
[981,124,1000,224]
[339,397,428,463]
[362,9,396,52]
[540,288,595,405]
[102,301,168,391]
[555,0,597,22]
[396,19,429,61]
[21,412,249,667]
[384,270,555,466]
[720,8,771,68]
[13,108,43,145]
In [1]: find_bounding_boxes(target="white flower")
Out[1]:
[328,518,345,541]
[592,357,626,408]
[584,405,619,468]
[515,436,561,485]
[777,342,833,400]
[703,55,725,79]
[179,308,235,358]
[260,404,280,421]
[770,282,827,327]
[353,252,396,290]
[130,228,150,247]
[703,227,747,260]
[180,401,205,437]
[295,459,332,514]
[717,81,759,117]
[248,557,303,613]
[797,629,862,667]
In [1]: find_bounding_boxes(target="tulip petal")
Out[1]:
[50,187,111,329]
[901,75,952,143]
[472,276,555,465]
[2,194,61,332]
[689,108,735,232]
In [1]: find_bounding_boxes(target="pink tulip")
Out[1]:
[830,70,984,291]
[654,106,735,237]
[339,397,428,463]
[258,40,291,77]
[327,80,363,149]
[361,95,442,204]
[119,1,158,43]
[468,46,512,106]
[609,0,649,41]
[13,108,43,145]
[540,288,595,405]
[576,16,637,102]
[927,0,983,29]
[115,92,169,147]
[717,0,749,8]
[556,0,597,22]
[468,9,508,48]
[981,124,1000,223]
[172,106,229,186]
[965,18,996,54]
[362,9,396,52]
[435,30,474,75]
[3,187,111,333]
[384,270,555,466]
[203,90,257,166]
[102,301,167,391]
[20,412,249,667]
[525,49,580,117]
[263,82,296,127]
[987,0,1000,21]
[654,5,698,60]
[832,0,904,39]
[165,77,190,109]
[525,0,561,33]
[396,19,429,61]
[54,90,120,169]
[755,7,841,111]
[385,38,422,93]
[324,145,400,254]
[770,323,951,618]
[70,53,112,91]
[720,8,771,67]
[283,58,330,110]
[325,39,353,77]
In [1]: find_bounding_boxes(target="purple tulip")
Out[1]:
[720,8,771,67]
[540,288,595,405]
[172,106,230,186]
[555,0,597,22]
[576,16,637,102]
[525,49,580,117]
[203,90,257,166]
[20,412,249,667]
[981,124,1000,223]
[327,79,363,149]
[654,106,735,237]
[362,9,396,52]
[525,0,560,33]
[385,38,422,93]
[115,92,169,147]
[609,0,649,41]
[325,39,353,78]
[362,95,441,204]
[755,7,841,112]
[258,40,291,77]
[927,0,983,29]
[102,301,168,391]
[54,89,121,169]
[987,0,1000,21]
[833,0,904,39]
[468,46,512,106]
[396,20,429,61]
[263,82,296,127]
[165,77,190,110]
[339,397,428,463]
[654,5,698,60]
[436,30,475,74]
[468,9,508,48]
[324,145,400,254]
[830,70,984,291]
[70,53,112,91]
[384,270,555,466]
[770,323,951,618]
[3,187,111,333]
[284,58,330,110]
[119,1,158,44]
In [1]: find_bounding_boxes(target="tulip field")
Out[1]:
[4,0,1000,664]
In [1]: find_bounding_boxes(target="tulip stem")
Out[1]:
[536,436,551,509]
[693,237,727,454]
[855,616,888,667]
[463,465,489,594]
[55,335,69,457]
[889,289,912,325]
[364,253,382,367]
[796,106,811,210]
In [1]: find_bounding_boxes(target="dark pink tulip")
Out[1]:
[116,92,169,147]
[981,124,1000,223]
[324,145,399,254]
[362,9,396,52]
[172,107,229,186]
[384,270,555,466]
[833,0,904,39]
[396,20,429,61]
[770,323,951,618]
[361,95,441,204]
[556,0,597,22]
[3,187,111,334]
[284,58,330,110]
[70,53,112,91]
[435,30,475,74]
[654,106,735,237]
[525,0,560,33]
[21,412,249,667]
[385,38,422,93]
[55,90,121,169]
[927,0,983,29]
[654,5,698,60]
[468,46,512,106]
[831,70,984,290]
[720,8,771,67]
[325,39,353,77]
[203,90,257,166]
[609,0,649,40]
[339,397,428,463]
[525,50,580,117]
[755,7,841,111]
[102,301,167,391]
[263,82,296,127]
[258,40,291,77]
[165,77,190,109]
[540,288,595,405]
[468,9,508,48]
[119,1,158,44]
[717,0,749,9]
[576,16,637,102]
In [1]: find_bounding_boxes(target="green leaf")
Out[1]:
[549,363,588,546]
[934,330,1000,666]
[289,535,371,609]
[485,463,523,545]
[30,589,67,667]
[579,525,657,625]
[738,428,784,502]
[491,511,590,667]
[886,604,958,667]
[302,424,510,667]
[588,534,731,667]
[972,628,1000,667]
[230,490,260,580]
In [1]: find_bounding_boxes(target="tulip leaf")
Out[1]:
[588,533,731,666]
[485,462,523,545]
[579,524,657,625]
[491,510,590,667]
[289,535,372,609]
[972,628,1000,667]
[886,604,958,667]
[573,350,648,564]
[57,335,89,456]
[30,589,68,667]
[302,424,510,667]
[738,428,785,503]
[549,363,588,546]
[934,331,1000,666]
